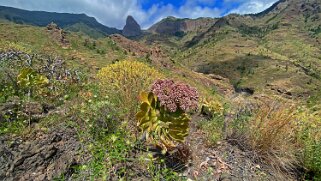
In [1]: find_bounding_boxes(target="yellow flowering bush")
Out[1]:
[97,60,163,118]
[201,98,224,117]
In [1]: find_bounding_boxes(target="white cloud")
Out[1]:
[0,0,222,29]
[137,0,221,28]
[227,0,278,15]
[0,0,278,29]
[0,0,136,28]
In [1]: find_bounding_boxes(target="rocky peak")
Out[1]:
[122,15,142,37]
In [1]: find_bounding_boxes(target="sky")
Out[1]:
[0,0,278,29]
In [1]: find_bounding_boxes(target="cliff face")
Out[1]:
[122,16,142,37]
[148,16,216,35]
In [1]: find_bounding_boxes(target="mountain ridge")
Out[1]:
[148,16,216,35]
[0,5,121,38]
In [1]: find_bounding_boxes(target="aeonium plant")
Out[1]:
[136,79,199,152]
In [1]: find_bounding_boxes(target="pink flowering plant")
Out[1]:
[151,79,199,113]
[136,79,199,151]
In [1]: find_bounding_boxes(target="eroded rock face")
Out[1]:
[110,34,172,68]
[148,16,216,35]
[122,16,142,37]
[0,128,82,181]
[46,22,70,47]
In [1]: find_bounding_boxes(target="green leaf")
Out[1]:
[136,91,192,152]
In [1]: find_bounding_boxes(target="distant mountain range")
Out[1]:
[0,5,220,39]
[0,0,320,99]
[2,0,321,40]
[0,5,121,38]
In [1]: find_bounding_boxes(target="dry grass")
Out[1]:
[249,103,299,171]
[232,102,300,178]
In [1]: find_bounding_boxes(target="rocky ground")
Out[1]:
[0,98,86,181]
[0,126,83,181]
[184,114,282,181]
[0,76,294,181]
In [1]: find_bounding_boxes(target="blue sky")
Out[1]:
[0,0,278,29]
[140,0,239,15]
[141,0,187,9]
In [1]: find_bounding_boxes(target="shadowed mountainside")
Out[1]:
[0,5,121,38]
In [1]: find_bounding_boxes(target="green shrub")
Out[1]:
[0,50,82,104]
[297,107,321,179]
[197,115,225,146]
[72,84,182,180]
[201,98,224,118]
[17,68,49,96]
[0,50,83,134]
[303,139,321,179]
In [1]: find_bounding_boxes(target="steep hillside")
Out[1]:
[148,16,216,35]
[0,21,128,70]
[0,5,121,38]
[145,0,321,101]
[138,17,217,55]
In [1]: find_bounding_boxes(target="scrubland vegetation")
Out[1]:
[1,0,321,179]
[1,40,320,180]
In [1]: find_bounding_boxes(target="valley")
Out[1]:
[0,0,320,180]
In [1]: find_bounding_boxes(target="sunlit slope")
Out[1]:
[0,22,127,70]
